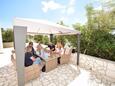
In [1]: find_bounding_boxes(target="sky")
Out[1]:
[0,0,103,28]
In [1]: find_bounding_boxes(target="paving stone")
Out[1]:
[25,82,32,86]
[0,82,4,86]
[111,83,115,86]
[1,62,115,86]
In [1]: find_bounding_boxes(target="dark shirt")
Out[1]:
[48,44,55,51]
[25,52,33,67]
[31,47,35,55]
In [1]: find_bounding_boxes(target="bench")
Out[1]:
[60,48,72,64]
[11,51,41,83]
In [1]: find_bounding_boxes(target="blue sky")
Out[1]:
[0,0,102,28]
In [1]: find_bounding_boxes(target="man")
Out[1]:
[48,42,55,51]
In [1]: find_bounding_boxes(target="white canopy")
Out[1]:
[13,18,80,86]
[13,18,80,35]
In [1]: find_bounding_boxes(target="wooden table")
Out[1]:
[42,55,58,72]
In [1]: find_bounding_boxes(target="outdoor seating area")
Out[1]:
[10,41,73,81]
[1,0,115,85]
[0,17,115,86]
[0,48,115,86]
[12,18,81,86]
[11,52,41,83]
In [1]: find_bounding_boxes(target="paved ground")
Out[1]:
[0,48,115,86]
[0,48,13,68]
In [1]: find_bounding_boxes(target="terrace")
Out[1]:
[0,48,115,86]
[0,18,115,86]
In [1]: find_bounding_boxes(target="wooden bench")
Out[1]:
[60,48,72,64]
[11,52,41,83]
[42,55,58,72]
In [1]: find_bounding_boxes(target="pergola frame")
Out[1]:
[13,18,80,86]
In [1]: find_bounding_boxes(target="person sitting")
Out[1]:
[26,42,35,55]
[36,43,50,59]
[47,42,55,51]
[55,42,64,54]
[25,46,42,67]
[55,42,64,64]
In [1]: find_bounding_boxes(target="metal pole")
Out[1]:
[50,34,53,43]
[77,34,80,65]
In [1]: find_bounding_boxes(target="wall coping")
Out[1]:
[80,54,115,64]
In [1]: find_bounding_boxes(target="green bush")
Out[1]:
[2,29,14,42]
[34,35,43,43]
[26,35,34,42]
[88,29,115,61]
[65,28,115,61]
[34,35,49,44]
[42,36,49,45]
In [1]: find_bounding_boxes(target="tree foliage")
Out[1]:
[2,28,14,42]
[34,35,43,43]
[34,35,49,44]
[65,1,115,61]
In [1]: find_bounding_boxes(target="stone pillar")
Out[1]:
[0,28,3,53]
[13,26,27,86]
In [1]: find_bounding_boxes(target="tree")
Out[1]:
[56,20,68,45]
[34,35,43,43]
[2,28,14,42]
[42,36,49,45]
[26,35,34,42]
[86,4,94,29]
[70,2,115,61]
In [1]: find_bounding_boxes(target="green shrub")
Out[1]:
[34,35,43,43]
[42,36,49,45]
[65,28,115,61]
[2,29,14,42]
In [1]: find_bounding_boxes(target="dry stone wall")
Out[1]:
[77,54,115,82]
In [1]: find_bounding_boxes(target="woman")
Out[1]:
[25,46,42,67]
[55,42,64,64]
[55,42,64,55]
[26,42,35,55]
[36,43,50,59]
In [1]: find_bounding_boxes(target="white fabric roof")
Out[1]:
[13,18,80,35]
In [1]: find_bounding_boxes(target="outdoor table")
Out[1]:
[42,54,58,72]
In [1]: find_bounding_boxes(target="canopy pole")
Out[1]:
[77,34,80,65]
[50,34,53,43]
[14,26,27,86]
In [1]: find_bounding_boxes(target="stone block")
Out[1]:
[106,70,115,79]
[107,63,115,71]
[111,83,115,86]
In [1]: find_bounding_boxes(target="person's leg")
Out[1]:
[44,53,49,59]
[33,57,46,72]
[33,58,41,64]
[39,60,46,72]
[57,57,61,64]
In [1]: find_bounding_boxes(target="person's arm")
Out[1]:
[33,54,45,61]
[61,48,64,55]
[43,47,50,53]
[32,47,36,55]
[30,56,36,62]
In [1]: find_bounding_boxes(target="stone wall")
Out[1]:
[3,42,14,48]
[79,54,115,82]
